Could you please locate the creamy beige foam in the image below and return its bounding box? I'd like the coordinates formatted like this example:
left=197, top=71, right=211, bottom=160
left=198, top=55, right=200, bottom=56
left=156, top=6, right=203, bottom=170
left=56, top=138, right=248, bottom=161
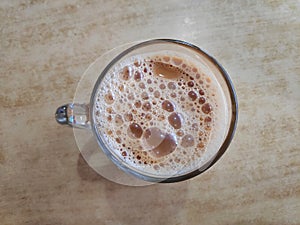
left=93, top=52, right=228, bottom=178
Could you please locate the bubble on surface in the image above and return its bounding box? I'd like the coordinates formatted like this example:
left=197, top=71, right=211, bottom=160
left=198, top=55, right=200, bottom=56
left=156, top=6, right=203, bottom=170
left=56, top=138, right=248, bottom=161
left=115, top=114, right=123, bottom=125
left=141, top=92, right=149, bottom=100
left=168, top=112, right=182, bottom=129
left=181, top=134, right=195, bottom=147
left=167, top=82, right=176, bottom=90
left=199, top=89, right=205, bottom=95
left=172, top=57, right=183, bottom=65
left=199, top=97, right=206, bottom=104
left=204, top=116, right=212, bottom=123
left=121, top=66, right=133, bottom=80
left=142, top=127, right=165, bottom=150
left=127, top=123, right=143, bottom=139
left=139, top=82, right=146, bottom=89
left=134, top=100, right=142, bottom=108
left=124, top=112, right=133, bottom=121
left=104, top=91, right=114, bottom=104
left=116, top=137, right=122, bottom=143
left=142, top=101, right=151, bottom=111
left=154, top=90, right=161, bottom=98
left=128, top=93, right=134, bottom=100
left=134, top=71, right=143, bottom=81
left=162, top=56, right=170, bottom=62
left=188, top=91, right=197, bottom=101
left=162, top=100, right=175, bottom=112
left=201, top=103, right=212, bottom=114
left=187, top=81, right=194, bottom=87
left=159, top=83, right=166, bottom=89
left=176, top=130, right=184, bottom=137
left=149, top=133, right=177, bottom=158
left=153, top=61, right=183, bottom=79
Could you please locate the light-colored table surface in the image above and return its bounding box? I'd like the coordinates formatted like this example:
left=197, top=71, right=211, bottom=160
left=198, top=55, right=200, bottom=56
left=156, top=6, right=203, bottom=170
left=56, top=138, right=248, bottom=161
left=1, top=1, right=299, bottom=224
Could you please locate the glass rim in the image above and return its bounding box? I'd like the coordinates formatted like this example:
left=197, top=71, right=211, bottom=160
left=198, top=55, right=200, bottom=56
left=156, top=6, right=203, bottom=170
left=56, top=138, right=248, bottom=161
left=90, top=39, right=238, bottom=183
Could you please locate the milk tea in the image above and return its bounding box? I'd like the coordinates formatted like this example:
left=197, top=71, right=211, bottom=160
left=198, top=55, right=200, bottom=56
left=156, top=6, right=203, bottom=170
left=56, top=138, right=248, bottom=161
left=93, top=52, right=227, bottom=178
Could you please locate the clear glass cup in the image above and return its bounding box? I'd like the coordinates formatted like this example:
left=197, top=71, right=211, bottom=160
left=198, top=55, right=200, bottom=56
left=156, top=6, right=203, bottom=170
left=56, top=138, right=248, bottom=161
left=55, top=39, right=238, bottom=184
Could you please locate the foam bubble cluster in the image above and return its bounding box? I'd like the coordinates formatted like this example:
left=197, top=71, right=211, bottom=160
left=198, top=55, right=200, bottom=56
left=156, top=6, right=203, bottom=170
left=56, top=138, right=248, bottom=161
left=94, top=53, right=222, bottom=177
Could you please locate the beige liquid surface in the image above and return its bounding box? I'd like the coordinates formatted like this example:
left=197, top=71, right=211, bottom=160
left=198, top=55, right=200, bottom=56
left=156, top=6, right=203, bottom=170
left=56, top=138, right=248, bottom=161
left=93, top=52, right=228, bottom=178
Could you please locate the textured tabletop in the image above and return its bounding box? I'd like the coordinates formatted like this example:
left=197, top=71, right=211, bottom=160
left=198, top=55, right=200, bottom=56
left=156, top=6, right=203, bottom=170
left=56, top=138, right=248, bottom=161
left=1, top=0, right=299, bottom=224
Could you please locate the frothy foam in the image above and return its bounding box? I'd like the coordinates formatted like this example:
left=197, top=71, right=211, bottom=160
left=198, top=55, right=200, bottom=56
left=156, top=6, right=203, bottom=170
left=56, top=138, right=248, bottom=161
left=93, top=52, right=228, bottom=178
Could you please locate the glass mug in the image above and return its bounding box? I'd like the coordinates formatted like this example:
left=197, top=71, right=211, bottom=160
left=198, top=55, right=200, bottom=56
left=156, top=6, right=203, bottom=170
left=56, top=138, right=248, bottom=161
left=55, top=39, right=238, bottom=183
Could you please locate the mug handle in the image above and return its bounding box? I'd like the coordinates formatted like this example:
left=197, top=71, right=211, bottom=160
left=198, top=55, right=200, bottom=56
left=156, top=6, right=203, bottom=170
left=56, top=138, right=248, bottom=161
left=55, top=103, right=91, bottom=129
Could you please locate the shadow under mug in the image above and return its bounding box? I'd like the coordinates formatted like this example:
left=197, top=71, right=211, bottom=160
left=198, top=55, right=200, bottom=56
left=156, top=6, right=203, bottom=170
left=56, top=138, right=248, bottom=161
left=55, top=39, right=238, bottom=183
